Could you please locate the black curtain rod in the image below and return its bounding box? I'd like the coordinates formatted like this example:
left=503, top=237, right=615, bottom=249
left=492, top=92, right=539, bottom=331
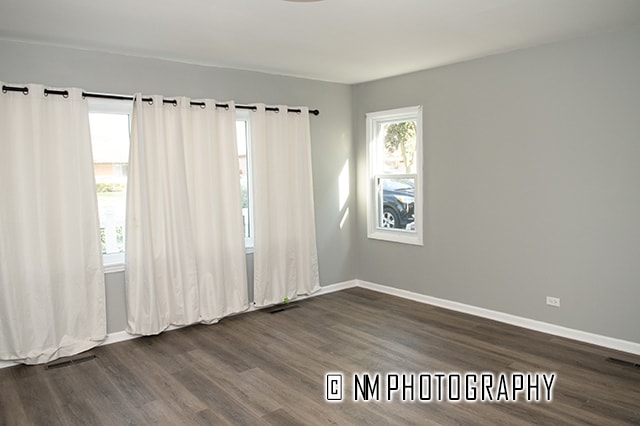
left=1, top=85, right=320, bottom=116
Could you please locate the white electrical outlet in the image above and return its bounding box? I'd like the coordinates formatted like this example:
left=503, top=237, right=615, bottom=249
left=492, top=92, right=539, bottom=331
left=546, top=296, right=560, bottom=307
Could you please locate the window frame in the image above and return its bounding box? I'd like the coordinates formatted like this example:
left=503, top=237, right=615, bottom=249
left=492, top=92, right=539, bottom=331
left=89, top=101, right=255, bottom=273
left=366, top=105, right=423, bottom=246
left=88, top=99, right=133, bottom=272
left=236, top=110, right=254, bottom=251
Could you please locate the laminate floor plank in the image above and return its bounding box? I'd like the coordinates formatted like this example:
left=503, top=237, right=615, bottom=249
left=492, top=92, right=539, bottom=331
left=0, top=369, right=29, bottom=425
left=1, top=288, right=639, bottom=425
left=102, top=348, right=209, bottom=419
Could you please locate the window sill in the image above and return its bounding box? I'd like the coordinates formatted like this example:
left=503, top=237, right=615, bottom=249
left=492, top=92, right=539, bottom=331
left=367, top=228, right=423, bottom=246
left=104, top=262, right=125, bottom=274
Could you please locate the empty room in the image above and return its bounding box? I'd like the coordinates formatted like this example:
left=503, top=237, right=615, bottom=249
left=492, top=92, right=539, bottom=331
left=1, top=0, right=639, bottom=424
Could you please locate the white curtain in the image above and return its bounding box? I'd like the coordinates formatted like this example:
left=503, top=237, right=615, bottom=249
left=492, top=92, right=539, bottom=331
left=0, top=83, right=106, bottom=364
left=251, top=105, right=320, bottom=306
left=126, top=96, right=248, bottom=335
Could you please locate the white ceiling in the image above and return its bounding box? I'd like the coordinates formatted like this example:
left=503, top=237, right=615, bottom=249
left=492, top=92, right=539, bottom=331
left=1, top=0, right=640, bottom=84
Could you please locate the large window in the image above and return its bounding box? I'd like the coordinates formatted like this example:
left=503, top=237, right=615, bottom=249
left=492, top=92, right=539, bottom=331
left=89, top=100, right=132, bottom=269
left=89, top=101, right=254, bottom=270
left=366, top=106, right=423, bottom=245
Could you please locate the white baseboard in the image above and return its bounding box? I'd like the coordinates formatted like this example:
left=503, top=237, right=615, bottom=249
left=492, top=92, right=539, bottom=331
left=356, top=279, right=640, bottom=356
left=314, top=279, right=359, bottom=296
left=98, top=280, right=359, bottom=348
left=102, top=330, right=137, bottom=346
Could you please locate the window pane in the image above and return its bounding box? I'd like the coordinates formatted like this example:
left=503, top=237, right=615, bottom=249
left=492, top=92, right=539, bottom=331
left=379, top=120, right=417, bottom=174
left=89, top=113, right=130, bottom=255
left=377, top=176, right=415, bottom=231
left=237, top=119, right=251, bottom=242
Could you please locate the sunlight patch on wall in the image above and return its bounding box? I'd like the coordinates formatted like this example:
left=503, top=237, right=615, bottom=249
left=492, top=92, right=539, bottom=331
left=339, top=159, right=349, bottom=211
left=340, top=208, right=350, bottom=230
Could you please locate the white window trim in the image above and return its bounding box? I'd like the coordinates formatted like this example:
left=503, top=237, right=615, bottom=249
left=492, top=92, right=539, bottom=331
left=89, top=98, right=133, bottom=272
left=366, top=105, right=423, bottom=246
left=237, top=110, right=255, bottom=250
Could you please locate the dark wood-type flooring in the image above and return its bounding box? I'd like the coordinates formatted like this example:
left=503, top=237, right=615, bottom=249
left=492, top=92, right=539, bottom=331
left=1, top=287, right=639, bottom=425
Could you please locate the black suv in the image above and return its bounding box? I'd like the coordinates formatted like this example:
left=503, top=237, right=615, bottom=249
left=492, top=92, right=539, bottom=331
left=381, top=179, right=414, bottom=229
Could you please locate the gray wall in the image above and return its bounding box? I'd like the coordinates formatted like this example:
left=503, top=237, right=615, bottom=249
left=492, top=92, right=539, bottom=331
left=0, top=40, right=356, bottom=333
left=354, top=25, right=640, bottom=344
